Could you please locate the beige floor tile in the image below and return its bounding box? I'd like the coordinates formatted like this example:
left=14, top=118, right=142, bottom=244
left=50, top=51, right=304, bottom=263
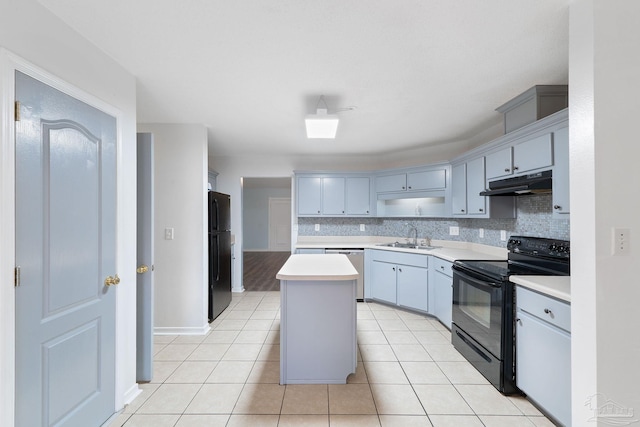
left=233, top=384, right=286, bottom=414
left=413, top=331, right=450, bottom=346
left=153, top=343, right=167, bottom=355
left=364, top=362, right=408, bottom=384
left=370, top=384, right=424, bottom=415
left=220, top=343, right=261, bottom=361
left=373, top=310, right=401, bottom=320
left=203, top=330, right=240, bottom=344
left=137, top=383, right=201, bottom=414
left=187, top=343, right=231, bottom=361
left=413, top=384, right=474, bottom=415
left=165, top=361, right=217, bottom=383
left=359, top=344, right=397, bottom=362
left=244, top=319, right=273, bottom=330
left=154, top=344, right=198, bottom=361
left=424, top=344, right=466, bottom=362
left=225, top=310, right=254, bottom=320
left=265, top=330, right=279, bottom=344
left=106, top=412, right=131, bottom=427
left=357, top=319, right=382, bottom=331
left=478, top=415, right=536, bottom=427
left=436, top=362, right=490, bottom=384
left=270, top=319, right=280, bottom=330
left=232, top=302, right=260, bottom=311
left=357, top=330, right=388, bottom=344
left=153, top=335, right=177, bottom=344
left=329, top=415, right=381, bottom=426
left=123, top=383, right=160, bottom=413
left=150, top=361, right=180, bottom=383
left=379, top=415, right=433, bottom=426
left=455, top=385, right=521, bottom=415
left=383, top=331, right=419, bottom=344
left=328, top=384, right=377, bottom=414
left=400, top=361, right=449, bottom=384
left=120, top=414, right=180, bottom=427
left=173, top=334, right=207, bottom=344
left=428, top=415, right=484, bottom=427
left=527, top=416, right=557, bottom=427
left=247, top=361, right=280, bottom=383
left=226, top=414, right=279, bottom=427
left=175, top=414, right=230, bottom=427
left=281, top=384, right=329, bottom=414
left=278, top=414, right=330, bottom=426
left=257, top=301, right=280, bottom=311
left=250, top=310, right=278, bottom=320
left=377, top=319, right=409, bottom=331
left=402, top=319, right=438, bottom=331
left=346, top=363, right=369, bottom=384
left=257, top=344, right=280, bottom=361
left=216, top=319, right=249, bottom=330
left=184, top=383, right=243, bottom=414
left=369, top=303, right=394, bottom=311
left=356, top=310, right=375, bottom=320
left=508, top=395, right=544, bottom=416
left=206, top=361, right=254, bottom=383
left=390, top=344, right=432, bottom=362
left=234, top=329, right=269, bottom=344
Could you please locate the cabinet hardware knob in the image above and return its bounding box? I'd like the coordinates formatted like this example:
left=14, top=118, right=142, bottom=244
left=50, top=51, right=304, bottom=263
left=398, top=268, right=402, bottom=272
left=402, top=186, right=406, bottom=190
left=408, top=186, right=412, bottom=189
left=440, top=266, right=445, bottom=270
left=342, top=210, right=344, bottom=213
left=504, top=168, right=510, bottom=172
left=317, top=210, right=320, bottom=213
left=516, top=318, right=522, bottom=325
left=544, top=308, right=553, bottom=315
left=479, top=208, right=483, bottom=212
left=513, top=166, right=519, bottom=171
left=461, top=209, right=465, bottom=212
left=553, top=205, right=561, bottom=210
left=366, top=210, right=369, bottom=213
left=392, top=267, right=396, bottom=271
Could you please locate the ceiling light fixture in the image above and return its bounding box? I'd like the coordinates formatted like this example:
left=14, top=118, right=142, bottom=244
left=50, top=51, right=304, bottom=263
left=305, top=95, right=340, bottom=139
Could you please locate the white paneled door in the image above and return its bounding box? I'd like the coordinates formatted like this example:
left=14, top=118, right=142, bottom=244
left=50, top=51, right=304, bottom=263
left=14, top=71, right=117, bottom=426
left=269, top=197, right=291, bottom=251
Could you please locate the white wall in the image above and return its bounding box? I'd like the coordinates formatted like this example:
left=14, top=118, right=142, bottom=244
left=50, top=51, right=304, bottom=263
left=138, top=123, right=209, bottom=334
left=570, top=1, right=640, bottom=424
left=0, top=1, right=138, bottom=425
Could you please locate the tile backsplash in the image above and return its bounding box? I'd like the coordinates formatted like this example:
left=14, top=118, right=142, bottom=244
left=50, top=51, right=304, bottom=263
left=298, top=193, right=569, bottom=247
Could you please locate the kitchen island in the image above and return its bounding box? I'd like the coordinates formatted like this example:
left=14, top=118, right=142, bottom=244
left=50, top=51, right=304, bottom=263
left=276, top=254, right=359, bottom=384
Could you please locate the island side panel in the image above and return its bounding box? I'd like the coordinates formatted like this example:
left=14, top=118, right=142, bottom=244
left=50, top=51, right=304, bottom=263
left=280, top=279, right=357, bottom=384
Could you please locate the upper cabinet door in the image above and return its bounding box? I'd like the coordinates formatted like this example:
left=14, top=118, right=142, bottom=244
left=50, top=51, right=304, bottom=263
left=552, top=127, right=570, bottom=216
left=513, top=133, right=553, bottom=174
left=407, top=169, right=446, bottom=191
left=297, top=177, right=322, bottom=215
left=466, top=157, right=486, bottom=215
left=485, top=147, right=513, bottom=180
left=376, top=173, right=407, bottom=193
left=345, top=177, right=371, bottom=215
left=321, top=177, right=346, bottom=215
left=451, top=163, right=467, bottom=215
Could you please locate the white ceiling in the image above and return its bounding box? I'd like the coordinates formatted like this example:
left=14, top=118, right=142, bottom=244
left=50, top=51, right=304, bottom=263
left=38, top=0, right=569, bottom=159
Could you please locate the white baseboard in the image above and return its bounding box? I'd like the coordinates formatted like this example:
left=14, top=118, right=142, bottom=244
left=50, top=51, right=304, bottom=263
left=122, top=383, right=142, bottom=406
left=154, top=325, right=211, bottom=335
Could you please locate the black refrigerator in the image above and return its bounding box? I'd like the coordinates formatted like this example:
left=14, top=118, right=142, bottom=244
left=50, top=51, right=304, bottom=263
left=208, top=191, right=232, bottom=322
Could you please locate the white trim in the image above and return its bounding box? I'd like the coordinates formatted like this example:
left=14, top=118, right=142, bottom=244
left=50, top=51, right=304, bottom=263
left=154, top=325, right=212, bottom=336
left=0, top=48, right=137, bottom=427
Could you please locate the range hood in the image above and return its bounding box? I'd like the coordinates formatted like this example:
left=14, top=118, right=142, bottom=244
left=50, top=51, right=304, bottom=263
left=480, top=170, right=552, bottom=196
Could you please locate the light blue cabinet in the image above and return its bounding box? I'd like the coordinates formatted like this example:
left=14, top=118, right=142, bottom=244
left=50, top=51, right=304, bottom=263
left=451, top=163, right=467, bottom=215
left=430, top=257, right=453, bottom=329
left=296, top=174, right=373, bottom=217
left=376, top=173, right=407, bottom=193
left=516, top=286, right=571, bottom=426
left=396, top=264, right=428, bottom=312
left=370, top=260, right=398, bottom=304
left=485, top=147, right=513, bottom=180
left=451, top=157, right=509, bottom=218
left=486, top=133, right=553, bottom=180
left=552, top=127, right=570, bottom=216
left=465, top=157, right=486, bottom=215
left=407, top=169, right=446, bottom=191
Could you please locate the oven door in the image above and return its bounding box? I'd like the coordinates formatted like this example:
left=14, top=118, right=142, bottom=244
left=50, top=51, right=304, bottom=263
left=452, top=266, right=505, bottom=358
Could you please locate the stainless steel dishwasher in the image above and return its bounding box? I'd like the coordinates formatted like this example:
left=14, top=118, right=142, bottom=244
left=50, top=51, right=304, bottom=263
left=325, top=249, right=364, bottom=300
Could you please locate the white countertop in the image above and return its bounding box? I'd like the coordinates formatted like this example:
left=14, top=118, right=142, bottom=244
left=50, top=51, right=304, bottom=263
left=295, top=236, right=507, bottom=263
left=510, top=275, right=571, bottom=303
left=276, top=254, right=359, bottom=281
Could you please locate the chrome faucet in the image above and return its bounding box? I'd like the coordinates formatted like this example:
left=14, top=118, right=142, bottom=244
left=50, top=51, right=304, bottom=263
left=406, top=223, right=418, bottom=246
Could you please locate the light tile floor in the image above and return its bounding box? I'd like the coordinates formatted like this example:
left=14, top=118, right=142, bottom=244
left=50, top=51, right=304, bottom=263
left=110, top=292, right=556, bottom=427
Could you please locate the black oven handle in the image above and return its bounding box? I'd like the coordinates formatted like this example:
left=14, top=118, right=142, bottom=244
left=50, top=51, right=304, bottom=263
left=452, top=266, right=501, bottom=288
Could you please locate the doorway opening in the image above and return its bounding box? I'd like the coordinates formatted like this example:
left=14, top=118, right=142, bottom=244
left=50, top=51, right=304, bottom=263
left=242, top=177, right=292, bottom=292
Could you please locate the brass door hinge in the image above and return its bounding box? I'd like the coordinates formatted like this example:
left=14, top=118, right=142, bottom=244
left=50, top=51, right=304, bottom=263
left=15, top=266, right=21, bottom=287
left=15, top=101, right=20, bottom=121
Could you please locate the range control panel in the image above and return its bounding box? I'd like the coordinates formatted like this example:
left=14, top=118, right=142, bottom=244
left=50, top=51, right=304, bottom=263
left=507, top=236, right=570, bottom=258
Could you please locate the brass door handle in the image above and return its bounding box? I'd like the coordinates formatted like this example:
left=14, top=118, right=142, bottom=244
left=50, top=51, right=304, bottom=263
left=104, top=274, right=120, bottom=286
left=136, top=265, right=149, bottom=274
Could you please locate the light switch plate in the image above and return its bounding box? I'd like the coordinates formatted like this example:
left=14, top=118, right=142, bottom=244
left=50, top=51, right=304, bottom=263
left=612, top=227, right=630, bottom=255
left=360, top=224, right=365, bottom=232
left=449, top=226, right=459, bottom=236
left=314, top=224, right=320, bottom=231
left=500, top=230, right=507, bottom=241
left=165, top=227, right=174, bottom=240
left=479, top=228, right=484, bottom=238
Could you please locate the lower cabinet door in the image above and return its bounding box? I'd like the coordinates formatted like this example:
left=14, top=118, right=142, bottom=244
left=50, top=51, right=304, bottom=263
left=516, top=310, right=571, bottom=426
left=396, top=265, right=428, bottom=312
left=433, top=271, right=453, bottom=329
left=370, top=261, right=397, bottom=304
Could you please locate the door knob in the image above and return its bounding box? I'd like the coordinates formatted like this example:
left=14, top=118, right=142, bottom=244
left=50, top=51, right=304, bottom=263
left=104, top=274, right=120, bottom=286
left=136, top=264, right=149, bottom=274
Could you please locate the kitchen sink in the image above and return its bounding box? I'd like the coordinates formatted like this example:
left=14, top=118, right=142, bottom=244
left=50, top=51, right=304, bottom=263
left=377, top=242, right=441, bottom=250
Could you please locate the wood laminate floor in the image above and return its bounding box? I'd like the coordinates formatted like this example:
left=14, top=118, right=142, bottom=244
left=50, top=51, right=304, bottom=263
left=243, top=251, right=290, bottom=292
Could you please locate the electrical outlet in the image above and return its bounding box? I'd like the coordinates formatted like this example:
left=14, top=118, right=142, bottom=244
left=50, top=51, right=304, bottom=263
left=449, top=226, right=459, bottom=236
left=360, top=224, right=365, bottom=232
left=479, top=228, right=484, bottom=238
left=500, top=230, right=507, bottom=241
left=164, top=227, right=174, bottom=240
left=314, top=224, right=320, bottom=231
left=612, top=227, right=631, bottom=255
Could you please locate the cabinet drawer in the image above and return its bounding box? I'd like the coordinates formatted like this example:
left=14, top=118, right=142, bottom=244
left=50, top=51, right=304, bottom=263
left=369, top=249, right=428, bottom=268
left=431, top=257, right=453, bottom=277
left=516, top=286, right=570, bottom=332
